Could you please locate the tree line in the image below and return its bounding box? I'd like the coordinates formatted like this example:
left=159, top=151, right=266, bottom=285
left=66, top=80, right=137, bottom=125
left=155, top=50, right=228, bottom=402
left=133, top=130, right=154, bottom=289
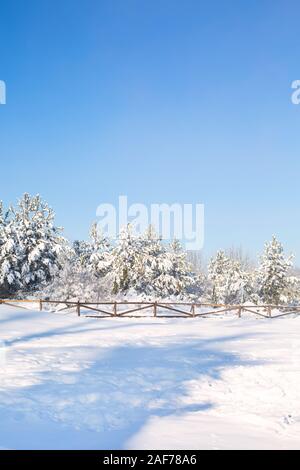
left=0, top=194, right=299, bottom=305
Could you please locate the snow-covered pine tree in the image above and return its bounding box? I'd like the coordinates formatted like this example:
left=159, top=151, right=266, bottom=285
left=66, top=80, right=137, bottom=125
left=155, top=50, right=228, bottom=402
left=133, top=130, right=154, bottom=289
left=208, top=251, right=226, bottom=304
left=111, top=224, right=142, bottom=294
left=254, top=236, right=294, bottom=305
left=0, top=203, right=22, bottom=296
left=151, top=239, right=197, bottom=298
left=133, top=225, right=166, bottom=296
left=88, top=223, right=112, bottom=277
left=280, top=275, right=300, bottom=305
left=73, top=239, right=94, bottom=267
left=111, top=226, right=198, bottom=299
left=207, top=250, right=247, bottom=304
left=73, top=223, right=111, bottom=276
left=11, top=194, right=67, bottom=293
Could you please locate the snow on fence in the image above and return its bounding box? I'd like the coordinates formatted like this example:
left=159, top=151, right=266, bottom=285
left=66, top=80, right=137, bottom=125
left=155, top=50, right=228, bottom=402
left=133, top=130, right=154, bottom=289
left=1, top=299, right=300, bottom=319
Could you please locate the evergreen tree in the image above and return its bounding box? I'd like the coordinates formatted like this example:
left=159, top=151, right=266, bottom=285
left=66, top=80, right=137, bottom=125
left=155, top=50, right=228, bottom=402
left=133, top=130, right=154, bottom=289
left=111, top=226, right=197, bottom=299
left=73, top=223, right=112, bottom=277
left=0, top=204, right=22, bottom=296
left=134, top=225, right=167, bottom=296
left=151, top=239, right=196, bottom=298
left=14, top=194, right=66, bottom=291
left=88, top=223, right=112, bottom=277
left=0, top=194, right=67, bottom=295
left=255, top=236, right=294, bottom=305
left=208, top=250, right=247, bottom=304
left=111, top=224, right=142, bottom=294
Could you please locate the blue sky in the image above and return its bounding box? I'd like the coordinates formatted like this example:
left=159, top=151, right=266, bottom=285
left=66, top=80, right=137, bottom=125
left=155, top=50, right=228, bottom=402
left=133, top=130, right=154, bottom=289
left=0, top=0, right=299, bottom=263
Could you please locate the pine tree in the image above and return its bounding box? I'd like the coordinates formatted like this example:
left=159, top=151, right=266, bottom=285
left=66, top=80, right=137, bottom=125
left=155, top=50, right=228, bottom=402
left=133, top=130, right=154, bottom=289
left=73, top=223, right=112, bottom=278
left=111, top=224, right=142, bottom=294
left=17, top=194, right=66, bottom=290
left=255, top=236, right=294, bottom=305
left=110, top=226, right=198, bottom=299
left=88, top=223, right=112, bottom=277
left=0, top=204, right=22, bottom=296
left=0, top=196, right=70, bottom=297
left=134, top=225, right=167, bottom=296
left=208, top=250, right=247, bottom=304
left=151, top=239, right=196, bottom=298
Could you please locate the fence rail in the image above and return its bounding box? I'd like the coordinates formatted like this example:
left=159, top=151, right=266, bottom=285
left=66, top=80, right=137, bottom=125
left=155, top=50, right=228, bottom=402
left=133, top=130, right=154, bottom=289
left=1, top=298, right=300, bottom=319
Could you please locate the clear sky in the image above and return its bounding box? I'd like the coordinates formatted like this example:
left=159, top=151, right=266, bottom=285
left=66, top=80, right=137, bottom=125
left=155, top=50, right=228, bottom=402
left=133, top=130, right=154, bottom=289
left=0, top=0, right=299, bottom=263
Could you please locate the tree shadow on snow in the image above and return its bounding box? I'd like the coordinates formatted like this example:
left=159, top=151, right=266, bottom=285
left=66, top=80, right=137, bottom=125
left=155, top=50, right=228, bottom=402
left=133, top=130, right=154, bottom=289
left=5, top=319, right=158, bottom=346
left=0, top=328, right=264, bottom=449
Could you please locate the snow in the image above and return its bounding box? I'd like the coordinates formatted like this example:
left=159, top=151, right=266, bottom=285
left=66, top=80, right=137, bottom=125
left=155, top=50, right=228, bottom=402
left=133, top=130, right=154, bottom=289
left=1, top=305, right=300, bottom=449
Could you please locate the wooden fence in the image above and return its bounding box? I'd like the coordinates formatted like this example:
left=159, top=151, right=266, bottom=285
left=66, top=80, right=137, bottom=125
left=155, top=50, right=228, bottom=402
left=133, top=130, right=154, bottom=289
left=1, top=298, right=300, bottom=319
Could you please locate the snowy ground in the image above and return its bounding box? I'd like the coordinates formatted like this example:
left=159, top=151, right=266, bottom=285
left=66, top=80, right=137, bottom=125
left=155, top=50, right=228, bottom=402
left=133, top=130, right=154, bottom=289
left=0, top=305, right=300, bottom=450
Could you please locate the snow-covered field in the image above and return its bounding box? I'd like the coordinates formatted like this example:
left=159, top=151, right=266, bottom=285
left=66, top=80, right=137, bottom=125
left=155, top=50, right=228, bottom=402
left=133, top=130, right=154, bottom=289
left=0, top=305, right=300, bottom=450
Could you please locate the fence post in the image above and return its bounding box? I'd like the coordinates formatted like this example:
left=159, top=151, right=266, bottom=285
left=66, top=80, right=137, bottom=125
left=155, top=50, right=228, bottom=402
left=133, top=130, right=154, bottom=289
left=153, top=302, right=157, bottom=317
left=114, top=301, right=117, bottom=317
left=268, top=306, right=272, bottom=318
left=77, top=300, right=81, bottom=317
left=39, top=299, right=43, bottom=311
left=238, top=306, right=242, bottom=318
left=192, top=304, right=195, bottom=317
